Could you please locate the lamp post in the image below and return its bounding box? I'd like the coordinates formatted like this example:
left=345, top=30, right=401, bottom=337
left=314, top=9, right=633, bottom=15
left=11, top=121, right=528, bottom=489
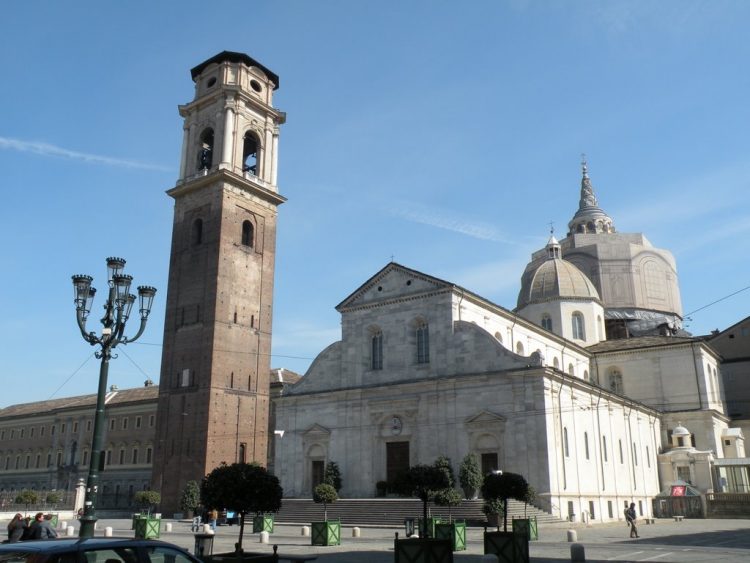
left=72, top=257, right=156, bottom=538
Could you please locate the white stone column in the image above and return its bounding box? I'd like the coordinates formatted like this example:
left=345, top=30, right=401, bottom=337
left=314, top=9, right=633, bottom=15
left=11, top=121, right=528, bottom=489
left=271, top=130, right=279, bottom=186
left=178, top=124, right=190, bottom=181
left=74, top=478, right=86, bottom=514
left=221, top=99, right=235, bottom=168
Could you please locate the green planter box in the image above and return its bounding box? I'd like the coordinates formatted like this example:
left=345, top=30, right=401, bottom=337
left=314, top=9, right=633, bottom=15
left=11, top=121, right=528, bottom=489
left=252, top=514, right=274, bottom=533
left=417, top=517, right=443, bottom=539
left=394, top=536, right=453, bottom=563
left=484, top=530, right=529, bottom=563
left=311, top=520, right=340, bottom=546
left=48, top=514, right=59, bottom=529
left=133, top=516, right=161, bottom=539
left=512, top=517, right=538, bottom=541
left=434, top=521, right=466, bottom=551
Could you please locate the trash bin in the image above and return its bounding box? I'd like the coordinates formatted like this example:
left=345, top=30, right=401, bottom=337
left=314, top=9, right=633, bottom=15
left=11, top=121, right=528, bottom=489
left=404, top=517, right=415, bottom=537
left=194, top=533, right=215, bottom=558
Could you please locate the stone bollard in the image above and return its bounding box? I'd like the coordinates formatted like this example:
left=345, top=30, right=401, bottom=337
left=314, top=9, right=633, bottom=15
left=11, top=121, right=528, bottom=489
left=352, top=527, right=361, bottom=537
left=567, top=529, right=577, bottom=542
left=203, top=524, right=212, bottom=534
left=104, top=527, right=113, bottom=537
left=66, top=526, right=75, bottom=537
left=481, top=555, right=498, bottom=562
left=301, top=526, right=310, bottom=537
left=165, top=523, right=173, bottom=532
left=571, top=543, right=586, bottom=562
left=260, top=531, right=269, bottom=544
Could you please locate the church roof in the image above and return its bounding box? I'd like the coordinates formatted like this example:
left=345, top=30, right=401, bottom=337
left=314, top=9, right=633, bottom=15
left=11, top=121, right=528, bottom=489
left=585, top=335, right=701, bottom=353
left=190, top=51, right=280, bottom=89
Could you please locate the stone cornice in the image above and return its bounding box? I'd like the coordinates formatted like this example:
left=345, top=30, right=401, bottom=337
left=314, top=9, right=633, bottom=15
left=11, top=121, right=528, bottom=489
left=168, top=168, right=286, bottom=207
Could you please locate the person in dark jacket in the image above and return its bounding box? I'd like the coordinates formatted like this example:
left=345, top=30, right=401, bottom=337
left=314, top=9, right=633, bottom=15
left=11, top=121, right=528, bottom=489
left=28, top=513, right=57, bottom=540
left=625, top=503, right=639, bottom=538
left=6, top=513, right=27, bottom=543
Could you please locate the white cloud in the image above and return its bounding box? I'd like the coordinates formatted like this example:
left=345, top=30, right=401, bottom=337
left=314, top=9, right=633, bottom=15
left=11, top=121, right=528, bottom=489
left=0, top=136, right=171, bottom=172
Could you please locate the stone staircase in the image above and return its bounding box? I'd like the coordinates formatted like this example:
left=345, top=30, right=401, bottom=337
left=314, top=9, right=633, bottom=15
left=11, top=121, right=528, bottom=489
left=273, top=498, right=557, bottom=527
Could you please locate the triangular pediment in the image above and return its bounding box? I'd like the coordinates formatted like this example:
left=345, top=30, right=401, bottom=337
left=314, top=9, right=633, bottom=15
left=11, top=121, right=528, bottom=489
left=465, top=410, right=507, bottom=425
left=302, top=423, right=331, bottom=438
left=336, top=262, right=454, bottom=311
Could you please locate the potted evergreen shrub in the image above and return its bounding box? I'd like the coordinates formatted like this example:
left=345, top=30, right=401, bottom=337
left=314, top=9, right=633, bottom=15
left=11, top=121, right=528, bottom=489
left=133, top=490, right=162, bottom=539
left=179, top=480, right=201, bottom=520
left=458, top=453, right=483, bottom=499
left=433, top=488, right=466, bottom=551
left=482, top=498, right=504, bottom=529
left=201, top=462, right=283, bottom=554
left=311, top=483, right=340, bottom=546
left=482, top=472, right=531, bottom=563
left=323, top=461, right=342, bottom=492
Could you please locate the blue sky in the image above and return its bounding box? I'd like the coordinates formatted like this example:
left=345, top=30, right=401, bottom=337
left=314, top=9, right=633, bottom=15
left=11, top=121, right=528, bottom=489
left=1, top=1, right=748, bottom=407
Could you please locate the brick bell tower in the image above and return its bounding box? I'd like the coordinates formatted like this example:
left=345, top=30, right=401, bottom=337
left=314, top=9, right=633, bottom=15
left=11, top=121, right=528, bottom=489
left=152, top=52, right=286, bottom=513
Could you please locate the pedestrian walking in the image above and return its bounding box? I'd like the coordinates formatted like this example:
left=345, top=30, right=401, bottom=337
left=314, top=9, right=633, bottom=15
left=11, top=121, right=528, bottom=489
left=625, top=502, right=639, bottom=538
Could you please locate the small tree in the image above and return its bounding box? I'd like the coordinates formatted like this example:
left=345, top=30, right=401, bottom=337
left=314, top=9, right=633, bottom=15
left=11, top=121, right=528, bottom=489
left=433, top=488, right=462, bottom=522
left=434, top=456, right=455, bottom=488
left=45, top=491, right=64, bottom=508
left=179, top=480, right=201, bottom=515
left=134, top=490, right=161, bottom=515
left=523, top=485, right=537, bottom=517
left=15, top=489, right=39, bottom=515
left=404, top=464, right=451, bottom=537
left=458, top=453, right=483, bottom=499
left=481, top=472, right=529, bottom=532
left=323, top=461, right=342, bottom=492
left=201, top=463, right=283, bottom=553
left=313, top=483, right=338, bottom=521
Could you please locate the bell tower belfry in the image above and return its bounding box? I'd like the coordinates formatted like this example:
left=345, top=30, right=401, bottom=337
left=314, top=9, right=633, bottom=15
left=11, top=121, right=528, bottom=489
left=152, top=52, right=286, bottom=513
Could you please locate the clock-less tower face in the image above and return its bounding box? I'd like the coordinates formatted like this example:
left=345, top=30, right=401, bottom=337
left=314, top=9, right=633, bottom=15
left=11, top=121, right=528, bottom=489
left=151, top=52, right=286, bottom=513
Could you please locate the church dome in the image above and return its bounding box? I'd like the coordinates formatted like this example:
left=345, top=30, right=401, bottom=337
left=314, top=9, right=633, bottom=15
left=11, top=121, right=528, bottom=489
left=517, top=236, right=601, bottom=309
left=672, top=423, right=690, bottom=437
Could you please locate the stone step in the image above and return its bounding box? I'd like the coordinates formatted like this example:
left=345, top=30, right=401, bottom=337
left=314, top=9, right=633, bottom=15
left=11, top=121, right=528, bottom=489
left=272, top=498, right=557, bottom=527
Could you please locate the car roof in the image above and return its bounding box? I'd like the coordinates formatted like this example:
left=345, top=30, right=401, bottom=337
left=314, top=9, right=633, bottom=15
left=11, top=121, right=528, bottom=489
left=0, top=538, right=184, bottom=554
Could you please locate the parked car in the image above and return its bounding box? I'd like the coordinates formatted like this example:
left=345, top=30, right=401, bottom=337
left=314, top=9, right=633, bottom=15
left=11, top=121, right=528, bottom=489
left=0, top=537, right=202, bottom=563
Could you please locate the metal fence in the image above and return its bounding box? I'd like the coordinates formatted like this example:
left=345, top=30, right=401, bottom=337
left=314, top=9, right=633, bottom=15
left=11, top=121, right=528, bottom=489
left=0, top=490, right=76, bottom=513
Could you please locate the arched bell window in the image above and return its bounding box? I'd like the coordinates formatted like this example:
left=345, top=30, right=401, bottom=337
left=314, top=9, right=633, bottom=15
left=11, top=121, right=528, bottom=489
left=243, top=131, right=259, bottom=175
left=197, top=128, right=214, bottom=171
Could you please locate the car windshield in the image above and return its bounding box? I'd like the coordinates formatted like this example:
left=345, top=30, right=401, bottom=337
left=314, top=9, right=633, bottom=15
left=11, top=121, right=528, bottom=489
left=0, top=553, right=76, bottom=563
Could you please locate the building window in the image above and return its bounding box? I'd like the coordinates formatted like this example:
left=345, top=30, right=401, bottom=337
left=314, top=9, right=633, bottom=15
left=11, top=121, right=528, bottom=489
left=572, top=312, right=585, bottom=340
left=135, top=417, right=141, bottom=429
left=106, top=450, right=112, bottom=466
left=46, top=453, right=51, bottom=467
left=15, top=456, right=20, bottom=469
left=73, top=422, right=78, bottom=433
left=132, top=448, right=138, bottom=464
left=181, top=369, right=191, bottom=387
left=242, top=131, right=259, bottom=175
left=56, top=452, right=62, bottom=467
left=494, top=331, right=503, bottom=343
left=584, top=432, right=590, bottom=460
left=567, top=363, right=574, bottom=376
left=589, top=500, right=595, bottom=519
left=109, top=419, right=115, bottom=431
left=646, top=446, right=651, bottom=468
left=608, top=501, right=613, bottom=519
left=416, top=321, right=429, bottom=364
left=86, top=420, right=91, bottom=432
left=149, top=415, right=155, bottom=428
left=83, top=450, right=88, bottom=466
left=371, top=329, right=383, bottom=370
left=541, top=314, right=553, bottom=332
left=241, top=220, right=254, bottom=247
left=191, top=218, right=203, bottom=246
left=60, top=424, right=65, bottom=434
left=618, top=440, right=624, bottom=464
left=608, top=369, right=624, bottom=394
left=25, top=455, right=30, bottom=469
left=50, top=426, right=54, bottom=436
left=35, top=454, right=40, bottom=469
left=146, top=447, right=152, bottom=464
left=40, top=427, right=45, bottom=437
left=197, top=128, right=214, bottom=171
left=30, top=427, right=34, bottom=438
left=633, top=442, right=638, bottom=465
left=239, top=443, right=247, bottom=464
left=122, top=418, right=128, bottom=430
left=563, top=427, right=570, bottom=457
left=553, top=357, right=560, bottom=369
left=516, top=341, right=525, bottom=355
left=602, top=436, right=608, bottom=462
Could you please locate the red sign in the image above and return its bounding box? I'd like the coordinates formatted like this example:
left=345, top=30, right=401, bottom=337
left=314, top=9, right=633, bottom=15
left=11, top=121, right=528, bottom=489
left=671, top=485, right=686, bottom=496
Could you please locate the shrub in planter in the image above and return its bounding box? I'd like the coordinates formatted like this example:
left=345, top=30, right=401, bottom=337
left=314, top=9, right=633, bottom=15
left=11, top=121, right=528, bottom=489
left=179, top=480, right=201, bottom=518
left=312, top=484, right=340, bottom=546
left=134, top=490, right=161, bottom=515
left=458, top=453, right=483, bottom=499
left=482, top=498, right=504, bottom=529
left=403, top=464, right=451, bottom=538
left=481, top=471, right=529, bottom=533
left=434, top=456, right=455, bottom=488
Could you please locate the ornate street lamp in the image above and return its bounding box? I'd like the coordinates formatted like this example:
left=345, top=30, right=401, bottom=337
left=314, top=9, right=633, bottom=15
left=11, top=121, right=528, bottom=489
left=72, top=257, right=156, bottom=538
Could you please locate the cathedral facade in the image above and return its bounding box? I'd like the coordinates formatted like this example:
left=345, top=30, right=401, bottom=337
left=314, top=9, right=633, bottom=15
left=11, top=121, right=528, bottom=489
left=273, top=163, right=743, bottom=521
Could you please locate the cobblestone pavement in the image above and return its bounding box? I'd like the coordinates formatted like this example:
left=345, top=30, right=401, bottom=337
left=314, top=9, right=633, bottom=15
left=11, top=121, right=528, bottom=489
left=49, top=517, right=750, bottom=562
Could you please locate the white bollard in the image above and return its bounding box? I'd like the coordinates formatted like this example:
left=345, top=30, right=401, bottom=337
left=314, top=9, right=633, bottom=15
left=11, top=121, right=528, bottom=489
left=567, top=529, right=577, bottom=542
left=259, top=531, right=269, bottom=544
left=571, top=542, right=586, bottom=562
left=104, top=527, right=113, bottom=537
left=165, top=523, right=173, bottom=532
left=301, top=526, right=310, bottom=537
left=481, top=555, right=498, bottom=562
left=59, top=521, right=67, bottom=530
left=352, top=527, right=360, bottom=538
left=66, top=526, right=75, bottom=537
